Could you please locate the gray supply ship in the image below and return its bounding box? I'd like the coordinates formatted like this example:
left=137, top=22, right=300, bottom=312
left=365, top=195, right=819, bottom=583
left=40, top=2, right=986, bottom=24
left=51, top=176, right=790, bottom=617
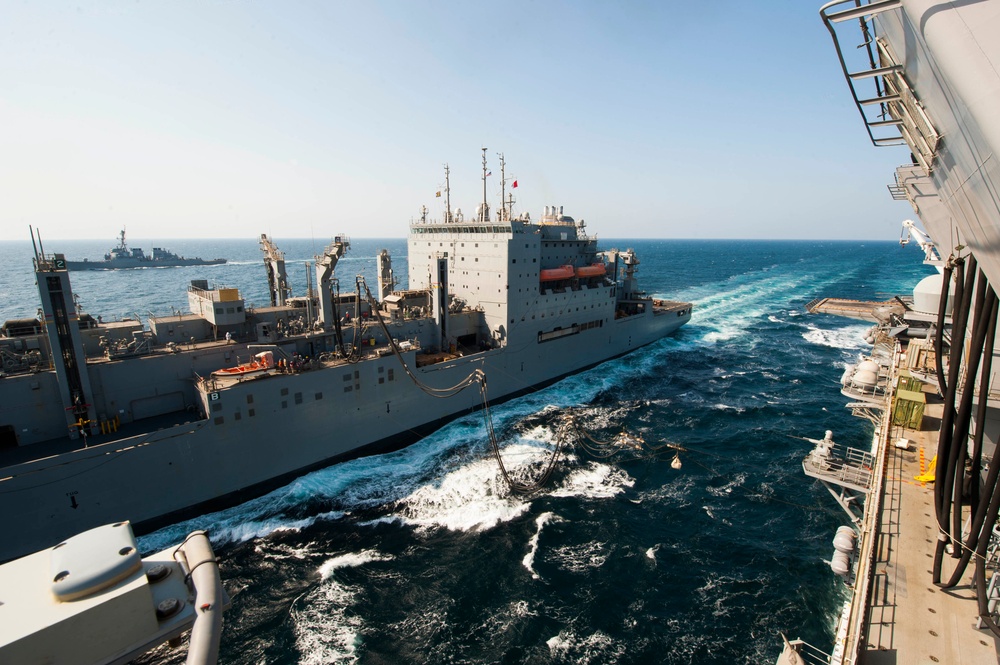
left=0, top=156, right=692, bottom=564
left=780, top=1, right=1000, bottom=663
left=64, top=228, right=227, bottom=270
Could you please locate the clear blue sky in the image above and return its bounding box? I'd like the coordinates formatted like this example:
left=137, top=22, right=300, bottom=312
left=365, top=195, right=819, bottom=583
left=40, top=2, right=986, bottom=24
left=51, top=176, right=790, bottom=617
left=0, top=1, right=915, bottom=241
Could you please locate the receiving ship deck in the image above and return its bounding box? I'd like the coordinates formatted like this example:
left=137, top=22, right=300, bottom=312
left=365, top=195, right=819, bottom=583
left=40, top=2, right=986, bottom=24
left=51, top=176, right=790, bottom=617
left=784, top=332, right=1000, bottom=665
left=790, top=0, right=1000, bottom=661
left=793, top=340, right=1000, bottom=665
left=863, top=397, right=1000, bottom=664
left=0, top=410, right=201, bottom=468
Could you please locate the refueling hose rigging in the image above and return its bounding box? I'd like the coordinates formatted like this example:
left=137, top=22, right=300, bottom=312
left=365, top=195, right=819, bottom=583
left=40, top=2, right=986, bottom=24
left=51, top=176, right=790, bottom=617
left=360, top=279, right=562, bottom=494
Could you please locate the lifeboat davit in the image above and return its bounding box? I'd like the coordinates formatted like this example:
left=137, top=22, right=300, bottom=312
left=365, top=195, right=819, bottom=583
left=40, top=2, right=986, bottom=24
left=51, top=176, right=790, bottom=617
left=540, top=265, right=575, bottom=282
left=575, top=262, right=607, bottom=278
left=212, top=350, right=275, bottom=377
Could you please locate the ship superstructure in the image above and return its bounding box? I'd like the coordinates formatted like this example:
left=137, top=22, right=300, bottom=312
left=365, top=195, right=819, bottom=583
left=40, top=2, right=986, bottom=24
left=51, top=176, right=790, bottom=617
left=0, top=159, right=691, bottom=563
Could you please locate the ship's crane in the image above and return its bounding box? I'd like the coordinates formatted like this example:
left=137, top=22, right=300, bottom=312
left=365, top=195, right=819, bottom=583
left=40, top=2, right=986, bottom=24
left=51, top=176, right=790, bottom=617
left=259, top=234, right=291, bottom=307
left=315, top=235, right=350, bottom=331
left=376, top=249, right=396, bottom=301
left=900, top=219, right=944, bottom=271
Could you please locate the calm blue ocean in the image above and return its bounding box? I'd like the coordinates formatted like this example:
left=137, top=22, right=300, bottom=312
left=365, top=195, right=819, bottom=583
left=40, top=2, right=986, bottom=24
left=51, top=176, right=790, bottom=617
left=0, top=236, right=934, bottom=664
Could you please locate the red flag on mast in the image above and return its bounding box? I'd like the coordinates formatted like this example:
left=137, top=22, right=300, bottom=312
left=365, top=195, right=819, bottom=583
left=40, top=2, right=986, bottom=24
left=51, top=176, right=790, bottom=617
left=512, top=180, right=518, bottom=188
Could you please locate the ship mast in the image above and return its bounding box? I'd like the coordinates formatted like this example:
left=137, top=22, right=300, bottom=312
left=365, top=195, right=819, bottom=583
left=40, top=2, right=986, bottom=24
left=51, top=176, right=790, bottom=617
left=481, top=147, right=489, bottom=223
left=444, top=164, right=452, bottom=224
left=499, top=153, right=506, bottom=222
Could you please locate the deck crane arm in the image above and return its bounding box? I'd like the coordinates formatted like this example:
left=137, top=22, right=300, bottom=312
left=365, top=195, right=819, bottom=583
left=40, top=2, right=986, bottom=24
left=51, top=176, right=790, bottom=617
left=900, top=219, right=944, bottom=269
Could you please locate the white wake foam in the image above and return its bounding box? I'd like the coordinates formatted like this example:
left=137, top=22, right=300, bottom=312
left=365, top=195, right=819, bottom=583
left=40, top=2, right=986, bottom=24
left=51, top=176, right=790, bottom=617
left=550, top=462, right=634, bottom=499
left=291, top=548, right=395, bottom=664
left=318, top=549, right=393, bottom=581
left=546, top=629, right=624, bottom=663
left=389, top=443, right=536, bottom=532
left=801, top=323, right=871, bottom=351
left=549, top=540, right=611, bottom=573
left=292, top=579, right=362, bottom=664
left=523, top=512, right=561, bottom=580
left=706, top=471, right=747, bottom=497
left=666, top=261, right=861, bottom=347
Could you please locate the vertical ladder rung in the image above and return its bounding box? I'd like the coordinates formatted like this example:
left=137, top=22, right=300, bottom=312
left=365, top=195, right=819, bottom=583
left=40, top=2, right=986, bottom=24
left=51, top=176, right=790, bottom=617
left=869, top=119, right=904, bottom=128
left=850, top=65, right=902, bottom=80
left=826, top=0, right=902, bottom=23
left=859, top=94, right=901, bottom=106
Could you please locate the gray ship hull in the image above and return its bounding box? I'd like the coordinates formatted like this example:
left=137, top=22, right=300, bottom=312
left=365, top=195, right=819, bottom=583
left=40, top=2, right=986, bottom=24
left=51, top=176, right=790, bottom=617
left=0, top=308, right=687, bottom=562
left=4, top=194, right=691, bottom=563
left=64, top=257, right=227, bottom=270
left=63, top=229, right=227, bottom=270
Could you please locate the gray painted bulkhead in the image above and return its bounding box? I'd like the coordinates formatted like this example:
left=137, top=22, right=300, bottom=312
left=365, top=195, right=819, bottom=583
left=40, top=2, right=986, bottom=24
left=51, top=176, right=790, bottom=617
left=0, top=208, right=691, bottom=562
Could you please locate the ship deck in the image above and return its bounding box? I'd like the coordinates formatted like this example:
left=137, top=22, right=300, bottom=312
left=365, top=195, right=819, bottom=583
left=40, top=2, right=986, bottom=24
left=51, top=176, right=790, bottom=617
left=651, top=298, right=691, bottom=312
left=862, top=395, right=1000, bottom=664
left=0, top=410, right=203, bottom=469
left=806, top=298, right=906, bottom=323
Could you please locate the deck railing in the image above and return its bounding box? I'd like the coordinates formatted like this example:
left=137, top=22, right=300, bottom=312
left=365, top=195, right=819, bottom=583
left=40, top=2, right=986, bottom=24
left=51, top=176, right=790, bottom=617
left=803, top=443, right=874, bottom=492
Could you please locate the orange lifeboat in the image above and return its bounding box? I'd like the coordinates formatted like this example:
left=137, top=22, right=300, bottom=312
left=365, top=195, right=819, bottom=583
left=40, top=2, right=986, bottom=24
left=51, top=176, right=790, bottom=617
left=575, top=262, right=607, bottom=278
left=212, top=350, right=275, bottom=377
left=539, top=265, right=575, bottom=282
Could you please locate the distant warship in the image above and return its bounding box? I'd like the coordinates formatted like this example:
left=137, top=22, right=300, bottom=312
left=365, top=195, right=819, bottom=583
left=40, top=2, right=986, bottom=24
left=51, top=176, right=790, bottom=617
left=63, top=228, right=226, bottom=270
